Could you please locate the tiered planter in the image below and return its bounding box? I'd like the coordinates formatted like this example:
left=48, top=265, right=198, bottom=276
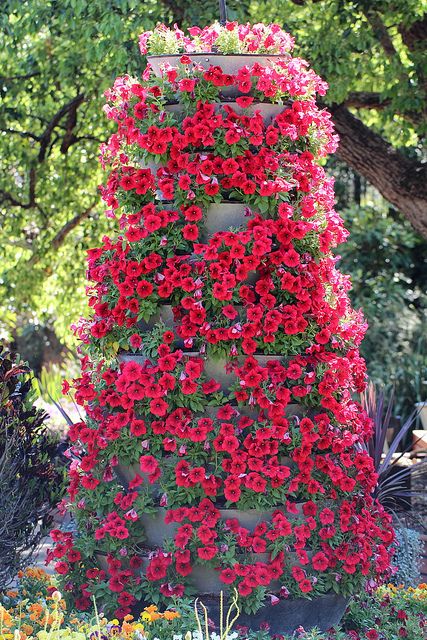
left=51, top=23, right=394, bottom=634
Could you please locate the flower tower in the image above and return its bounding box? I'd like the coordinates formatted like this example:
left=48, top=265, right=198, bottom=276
left=49, top=23, right=394, bottom=634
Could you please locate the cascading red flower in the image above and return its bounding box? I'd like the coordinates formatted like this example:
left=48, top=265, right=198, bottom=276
left=49, top=21, right=394, bottom=618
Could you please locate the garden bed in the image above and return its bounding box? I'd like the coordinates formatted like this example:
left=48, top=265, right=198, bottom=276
left=1, top=568, right=426, bottom=640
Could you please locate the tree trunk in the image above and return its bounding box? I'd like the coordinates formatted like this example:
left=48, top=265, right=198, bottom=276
left=330, top=104, right=427, bottom=238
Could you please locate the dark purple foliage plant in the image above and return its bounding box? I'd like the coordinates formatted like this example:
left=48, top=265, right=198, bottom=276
left=0, top=346, right=66, bottom=586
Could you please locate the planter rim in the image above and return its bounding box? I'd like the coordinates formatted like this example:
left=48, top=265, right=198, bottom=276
left=162, top=200, right=249, bottom=207
left=147, top=53, right=286, bottom=59
left=163, top=99, right=291, bottom=108
left=162, top=199, right=248, bottom=206
left=120, top=351, right=287, bottom=357
left=220, top=503, right=305, bottom=511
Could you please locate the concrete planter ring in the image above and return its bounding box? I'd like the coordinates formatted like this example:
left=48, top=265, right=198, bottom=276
left=147, top=53, right=285, bottom=99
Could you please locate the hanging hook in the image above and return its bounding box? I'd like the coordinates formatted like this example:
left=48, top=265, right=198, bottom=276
left=219, top=0, right=228, bottom=26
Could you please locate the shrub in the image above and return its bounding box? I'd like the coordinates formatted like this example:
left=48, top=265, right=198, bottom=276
left=0, top=347, right=66, bottom=585
left=391, top=527, right=423, bottom=587
left=344, top=583, right=427, bottom=640
left=337, top=205, right=427, bottom=417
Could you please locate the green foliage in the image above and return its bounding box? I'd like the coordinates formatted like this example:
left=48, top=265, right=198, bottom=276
left=0, top=0, right=253, bottom=342
left=336, top=205, right=427, bottom=414
left=0, top=346, right=66, bottom=584
left=253, top=0, right=426, bottom=145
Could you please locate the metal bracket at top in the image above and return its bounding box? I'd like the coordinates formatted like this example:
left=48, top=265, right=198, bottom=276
left=219, top=0, right=228, bottom=26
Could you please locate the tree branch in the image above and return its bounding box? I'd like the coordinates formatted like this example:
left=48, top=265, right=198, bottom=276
left=25, top=200, right=97, bottom=269
left=60, top=95, right=82, bottom=154
left=0, top=72, right=41, bottom=82
left=343, top=91, right=423, bottom=125
left=1, top=96, right=86, bottom=211
left=0, top=128, right=41, bottom=141
left=398, top=14, right=427, bottom=103
left=330, top=104, right=427, bottom=238
left=38, top=94, right=85, bottom=161
left=343, top=92, right=391, bottom=110
left=74, top=134, right=106, bottom=144
left=398, top=14, right=427, bottom=51
left=363, top=10, right=399, bottom=59
left=0, top=167, right=36, bottom=210
left=3, top=238, right=33, bottom=251
left=51, top=200, right=97, bottom=251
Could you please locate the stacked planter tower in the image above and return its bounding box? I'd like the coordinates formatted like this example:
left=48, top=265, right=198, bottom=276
left=50, top=23, right=394, bottom=634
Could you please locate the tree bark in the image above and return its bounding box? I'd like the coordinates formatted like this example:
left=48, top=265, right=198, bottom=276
left=329, top=104, right=427, bottom=238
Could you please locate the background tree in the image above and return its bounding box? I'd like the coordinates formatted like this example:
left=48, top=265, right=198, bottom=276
left=0, top=0, right=425, bottom=407
left=255, top=0, right=427, bottom=236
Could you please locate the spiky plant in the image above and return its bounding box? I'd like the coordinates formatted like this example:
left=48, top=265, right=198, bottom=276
left=361, top=382, right=426, bottom=514
left=0, top=346, right=66, bottom=586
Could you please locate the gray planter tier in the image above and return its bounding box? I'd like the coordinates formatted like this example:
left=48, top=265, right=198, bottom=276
left=128, top=200, right=254, bottom=240
left=190, top=552, right=314, bottom=595
left=139, top=506, right=310, bottom=549
left=205, top=402, right=305, bottom=420
left=139, top=508, right=179, bottom=547
left=136, top=304, right=174, bottom=331
left=240, top=402, right=306, bottom=418
left=135, top=304, right=185, bottom=348
left=204, top=354, right=286, bottom=392
left=161, top=101, right=287, bottom=125
left=98, top=550, right=346, bottom=633
left=147, top=54, right=285, bottom=99
left=199, top=593, right=350, bottom=634
left=139, top=507, right=278, bottom=548
left=118, top=352, right=154, bottom=366
left=115, top=461, right=144, bottom=485
left=219, top=508, right=275, bottom=531
left=119, top=352, right=288, bottom=393
left=220, top=504, right=309, bottom=527
left=202, top=201, right=249, bottom=239
left=97, top=551, right=348, bottom=631
left=115, top=462, right=162, bottom=500
left=190, top=558, right=282, bottom=595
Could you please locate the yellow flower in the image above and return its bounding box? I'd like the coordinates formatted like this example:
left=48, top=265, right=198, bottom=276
left=0, top=606, right=13, bottom=627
